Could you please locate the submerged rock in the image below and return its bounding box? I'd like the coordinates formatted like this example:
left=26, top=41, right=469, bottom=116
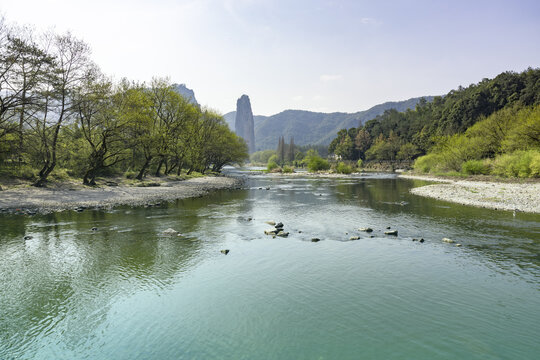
left=455, top=243, right=462, bottom=247
left=358, top=227, right=373, bottom=233
left=91, top=227, right=98, bottom=231
left=384, top=230, right=398, bottom=236
left=23, top=235, right=33, bottom=240
left=265, top=220, right=276, bottom=226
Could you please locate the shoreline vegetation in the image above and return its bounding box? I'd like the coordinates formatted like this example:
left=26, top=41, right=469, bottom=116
left=0, top=18, right=248, bottom=189
left=0, top=175, right=242, bottom=214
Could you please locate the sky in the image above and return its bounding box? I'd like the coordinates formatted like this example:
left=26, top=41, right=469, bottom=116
left=1, top=0, right=539, bottom=115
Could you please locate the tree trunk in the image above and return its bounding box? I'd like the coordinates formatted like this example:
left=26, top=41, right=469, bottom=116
left=34, top=162, right=55, bottom=187
left=155, top=157, right=164, bottom=177
left=136, top=156, right=152, bottom=180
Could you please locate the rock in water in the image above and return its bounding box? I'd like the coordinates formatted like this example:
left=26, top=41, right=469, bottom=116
left=384, top=230, right=398, bottom=236
left=442, top=238, right=455, bottom=243
left=220, top=249, right=230, bottom=255
left=349, top=236, right=360, bottom=240
left=235, top=95, right=256, bottom=153
left=162, top=228, right=179, bottom=236
left=358, top=227, right=373, bottom=233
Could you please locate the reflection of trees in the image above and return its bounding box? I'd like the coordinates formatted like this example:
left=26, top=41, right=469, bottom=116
left=0, top=189, right=248, bottom=357
left=332, top=178, right=540, bottom=268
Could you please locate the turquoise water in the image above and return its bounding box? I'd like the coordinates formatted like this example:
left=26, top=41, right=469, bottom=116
left=1, top=172, right=539, bottom=359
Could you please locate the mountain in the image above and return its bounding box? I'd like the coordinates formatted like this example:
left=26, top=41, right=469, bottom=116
left=173, top=83, right=198, bottom=106
left=223, top=96, right=433, bottom=151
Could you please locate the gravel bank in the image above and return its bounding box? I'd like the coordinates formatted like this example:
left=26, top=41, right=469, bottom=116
left=400, top=174, right=540, bottom=214
left=0, top=176, right=242, bottom=214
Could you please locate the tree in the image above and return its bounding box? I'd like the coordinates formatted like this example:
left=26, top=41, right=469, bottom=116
left=32, top=32, right=93, bottom=186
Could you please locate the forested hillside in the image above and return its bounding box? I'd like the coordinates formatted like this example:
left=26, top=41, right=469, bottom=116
left=328, top=68, right=540, bottom=177
left=0, top=19, right=248, bottom=186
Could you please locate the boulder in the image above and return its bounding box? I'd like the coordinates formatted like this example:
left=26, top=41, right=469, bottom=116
left=220, top=249, right=230, bottom=255
left=264, top=229, right=278, bottom=235
left=275, top=222, right=284, bottom=229
left=311, top=238, right=320, bottom=242
left=384, top=230, right=398, bottom=236
left=91, top=227, right=98, bottom=231
left=23, top=235, right=33, bottom=240
left=276, top=231, right=289, bottom=237
left=442, top=238, right=455, bottom=243
left=349, top=236, right=360, bottom=240
left=358, top=227, right=373, bottom=232
left=455, top=243, right=462, bottom=247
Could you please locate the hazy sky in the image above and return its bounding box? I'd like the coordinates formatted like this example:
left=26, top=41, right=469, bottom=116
left=1, top=0, right=539, bottom=115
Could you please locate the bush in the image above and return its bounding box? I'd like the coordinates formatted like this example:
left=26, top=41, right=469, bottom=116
left=15, top=165, right=37, bottom=180
left=267, top=160, right=279, bottom=172
left=307, top=156, right=330, bottom=172
left=413, top=153, right=443, bottom=173
left=461, top=160, right=490, bottom=175
left=357, top=159, right=363, bottom=169
left=336, top=162, right=353, bottom=174
left=282, top=165, right=294, bottom=173
left=124, top=170, right=137, bottom=179
left=492, top=150, right=540, bottom=178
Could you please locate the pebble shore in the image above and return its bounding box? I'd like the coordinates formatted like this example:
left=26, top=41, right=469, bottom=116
left=0, top=176, right=242, bottom=214
left=400, top=174, right=540, bottom=214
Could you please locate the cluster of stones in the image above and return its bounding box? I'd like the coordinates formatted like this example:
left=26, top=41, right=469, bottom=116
left=264, top=221, right=289, bottom=238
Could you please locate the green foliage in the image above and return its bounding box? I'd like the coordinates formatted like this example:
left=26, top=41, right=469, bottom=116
left=336, top=162, right=353, bottom=174
left=267, top=160, right=279, bottom=171
left=282, top=165, right=294, bottom=173
left=357, top=159, right=363, bottom=168
left=124, top=170, right=137, bottom=179
left=413, top=153, right=443, bottom=173
left=492, top=150, right=540, bottom=178
left=306, top=154, right=330, bottom=172
left=250, top=150, right=276, bottom=164
left=461, top=160, right=490, bottom=175
left=0, top=20, right=247, bottom=184
left=328, top=68, right=540, bottom=164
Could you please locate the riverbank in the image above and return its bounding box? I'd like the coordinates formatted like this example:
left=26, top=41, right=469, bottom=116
left=400, top=174, right=540, bottom=214
left=0, top=176, right=242, bottom=214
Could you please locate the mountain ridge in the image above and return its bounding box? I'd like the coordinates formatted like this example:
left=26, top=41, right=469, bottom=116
left=223, top=96, right=434, bottom=150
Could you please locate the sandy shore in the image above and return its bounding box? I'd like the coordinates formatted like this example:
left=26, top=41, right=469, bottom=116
left=400, top=174, right=540, bottom=214
left=0, top=176, right=242, bottom=214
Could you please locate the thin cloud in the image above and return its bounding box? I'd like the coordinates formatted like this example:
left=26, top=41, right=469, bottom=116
left=320, top=74, right=342, bottom=82
left=360, top=17, right=379, bottom=25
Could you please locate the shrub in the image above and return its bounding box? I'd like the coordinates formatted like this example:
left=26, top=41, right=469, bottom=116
left=282, top=165, right=294, bottom=173
left=124, top=170, right=137, bottom=179
left=307, top=156, right=330, bottom=172
left=413, top=153, right=443, bottom=173
left=492, top=150, right=540, bottom=178
left=357, top=159, right=363, bottom=169
left=267, top=160, right=279, bottom=172
left=15, top=165, right=37, bottom=180
left=336, top=162, right=353, bottom=174
left=461, top=160, right=490, bottom=175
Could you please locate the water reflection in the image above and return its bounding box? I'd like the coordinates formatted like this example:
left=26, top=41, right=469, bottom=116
left=0, top=172, right=539, bottom=359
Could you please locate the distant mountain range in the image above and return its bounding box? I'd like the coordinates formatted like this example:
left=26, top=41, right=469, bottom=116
left=223, top=97, right=434, bottom=151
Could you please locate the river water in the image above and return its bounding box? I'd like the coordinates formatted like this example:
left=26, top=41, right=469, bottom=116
left=1, top=171, right=539, bottom=359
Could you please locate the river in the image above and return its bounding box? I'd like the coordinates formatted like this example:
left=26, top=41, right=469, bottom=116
left=1, top=170, right=539, bottom=359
